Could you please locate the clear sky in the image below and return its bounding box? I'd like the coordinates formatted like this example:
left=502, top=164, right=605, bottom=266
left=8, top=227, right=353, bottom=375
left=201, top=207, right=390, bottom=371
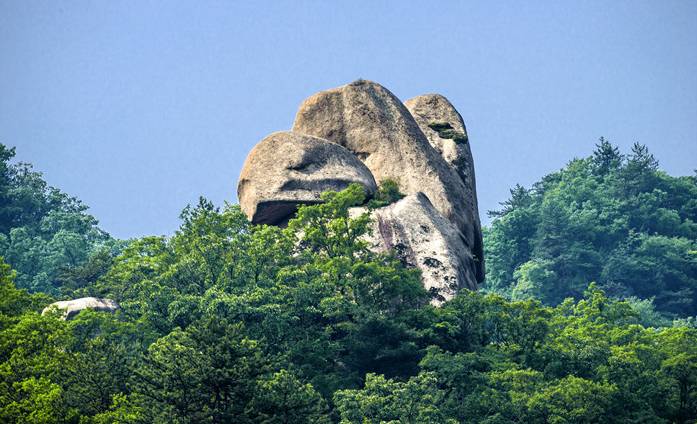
left=1, top=1, right=696, bottom=239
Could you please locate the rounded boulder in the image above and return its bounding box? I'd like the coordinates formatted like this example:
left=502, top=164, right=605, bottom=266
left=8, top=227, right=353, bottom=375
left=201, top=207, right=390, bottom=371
left=237, top=131, right=377, bottom=224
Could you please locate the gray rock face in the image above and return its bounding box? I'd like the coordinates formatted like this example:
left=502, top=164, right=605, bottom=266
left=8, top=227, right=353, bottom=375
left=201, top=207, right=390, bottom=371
left=405, top=94, right=484, bottom=282
left=292, top=80, right=477, bottom=249
left=42, top=297, right=120, bottom=320
left=237, top=80, right=485, bottom=300
left=353, top=193, right=478, bottom=304
left=238, top=131, right=377, bottom=225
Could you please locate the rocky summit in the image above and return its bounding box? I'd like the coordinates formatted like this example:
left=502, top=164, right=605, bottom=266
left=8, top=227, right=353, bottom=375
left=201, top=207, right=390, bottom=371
left=237, top=80, right=484, bottom=302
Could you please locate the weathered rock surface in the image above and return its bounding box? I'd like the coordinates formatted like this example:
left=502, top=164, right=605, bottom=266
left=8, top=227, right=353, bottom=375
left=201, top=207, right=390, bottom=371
left=238, top=131, right=377, bottom=224
left=292, top=80, right=478, bottom=250
left=353, top=193, right=478, bottom=304
left=405, top=94, right=484, bottom=281
left=237, top=80, right=485, bottom=298
left=42, top=297, right=120, bottom=320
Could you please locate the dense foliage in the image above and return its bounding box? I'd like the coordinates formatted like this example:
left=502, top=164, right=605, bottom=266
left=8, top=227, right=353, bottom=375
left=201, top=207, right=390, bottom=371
left=0, top=144, right=122, bottom=295
left=1, top=180, right=696, bottom=422
left=484, top=139, right=697, bottom=319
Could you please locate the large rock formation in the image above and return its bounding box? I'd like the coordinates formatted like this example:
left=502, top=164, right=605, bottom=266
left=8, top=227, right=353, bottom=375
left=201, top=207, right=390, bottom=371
left=42, top=297, right=120, bottom=320
left=292, top=80, right=478, bottom=249
left=238, top=131, right=377, bottom=224
left=237, top=80, right=484, bottom=303
left=405, top=94, right=484, bottom=281
left=352, top=193, right=478, bottom=304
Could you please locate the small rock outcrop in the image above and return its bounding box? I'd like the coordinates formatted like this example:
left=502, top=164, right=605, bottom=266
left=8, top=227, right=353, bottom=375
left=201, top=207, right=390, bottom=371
left=237, top=80, right=484, bottom=303
left=238, top=131, right=377, bottom=224
left=352, top=193, right=478, bottom=304
left=405, top=94, right=484, bottom=281
left=42, top=297, right=120, bottom=320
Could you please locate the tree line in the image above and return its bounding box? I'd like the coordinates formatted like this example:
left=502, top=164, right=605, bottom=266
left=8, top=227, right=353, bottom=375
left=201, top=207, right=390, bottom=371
left=484, top=139, right=697, bottom=321
left=0, top=142, right=695, bottom=423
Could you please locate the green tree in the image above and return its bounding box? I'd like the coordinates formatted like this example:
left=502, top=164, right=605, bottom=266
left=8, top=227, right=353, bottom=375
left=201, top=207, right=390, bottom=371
left=133, top=319, right=267, bottom=423
left=0, top=143, right=116, bottom=294
left=334, top=373, right=452, bottom=424
left=249, top=370, right=330, bottom=424
left=1, top=179, right=696, bottom=422
left=525, top=376, right=617, bottom=424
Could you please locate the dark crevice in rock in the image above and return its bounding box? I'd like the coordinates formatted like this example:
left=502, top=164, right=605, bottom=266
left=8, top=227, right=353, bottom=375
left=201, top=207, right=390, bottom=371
left=253, top=200, right=318, bottom=225
left=280, top=178, right=357, bottom=192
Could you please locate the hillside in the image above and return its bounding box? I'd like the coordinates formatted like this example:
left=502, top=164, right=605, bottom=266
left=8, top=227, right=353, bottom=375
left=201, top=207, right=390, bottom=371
left=0, top=141, right=696, bottom=422
left=484, top=139, right=697, bottom=321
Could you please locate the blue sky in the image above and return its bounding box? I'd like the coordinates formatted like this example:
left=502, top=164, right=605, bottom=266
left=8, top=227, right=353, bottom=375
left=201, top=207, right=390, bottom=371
left=1, top=1, right=695, bottom=238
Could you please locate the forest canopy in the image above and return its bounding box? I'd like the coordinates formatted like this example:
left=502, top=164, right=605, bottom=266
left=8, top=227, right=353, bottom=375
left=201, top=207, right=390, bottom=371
left=484, top=139, right=697, bottom=320
left=0, top=142, right=696, bottom=423
left=0, top=144, right=123, bottom=295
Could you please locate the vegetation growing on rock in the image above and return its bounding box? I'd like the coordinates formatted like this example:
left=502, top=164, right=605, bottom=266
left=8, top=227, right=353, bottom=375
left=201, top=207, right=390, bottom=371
left=428, top=121, right=469, bottom=144
left=366, top=179, right=404, bottom=209
left=427, top=121, right=454, bottom=132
